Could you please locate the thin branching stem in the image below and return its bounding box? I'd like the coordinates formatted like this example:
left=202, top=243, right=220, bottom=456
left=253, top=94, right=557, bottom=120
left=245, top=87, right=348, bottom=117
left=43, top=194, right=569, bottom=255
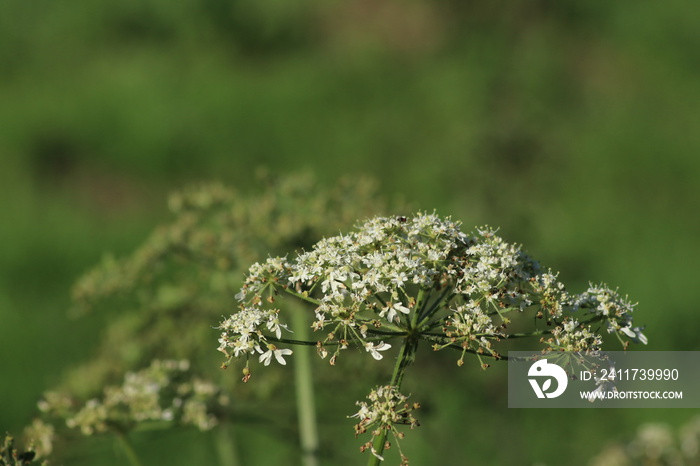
left=115, top=432, right=144, bottom=466
left=283, top=287, right=321, bottom=306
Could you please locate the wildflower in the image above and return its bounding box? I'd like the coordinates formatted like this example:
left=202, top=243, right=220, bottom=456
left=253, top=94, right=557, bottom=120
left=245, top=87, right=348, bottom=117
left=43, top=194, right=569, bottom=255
left=350, top=386, right=420, bottom=461
left=380, top=302, right=411, bottom=323
left=217, top=307, right=292, bottom=363
left=573, top=284, right=645, bottom=345
left=258, top=344, right=294, bottom=366
left=619, top=325, right=648, bottom=345
left=545, top=318, right=603, bottom=353
left=365, top=341, right=392, bottom=360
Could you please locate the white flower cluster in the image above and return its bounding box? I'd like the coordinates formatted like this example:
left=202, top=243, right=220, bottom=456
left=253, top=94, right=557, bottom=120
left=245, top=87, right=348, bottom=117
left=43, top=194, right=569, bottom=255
left=235, top=214, right=536, bottom=345
left=217, top=306, right=293, bottom=368
left=240, top=214, right=468, bottom=322
left=455, top=227, right=537, bottom=309
left=530, top=272, right=568, bottom=319
left=573, top=283, right=647, bottom=345
left=223, top=213, right=646, bottom=369
left=443, top=302, right=503, bottom=358
left=546, top=317, right=604, bottom=352
left=60, top=360, right=228, bottom=435
left=350, top=385, right=419, bottom=462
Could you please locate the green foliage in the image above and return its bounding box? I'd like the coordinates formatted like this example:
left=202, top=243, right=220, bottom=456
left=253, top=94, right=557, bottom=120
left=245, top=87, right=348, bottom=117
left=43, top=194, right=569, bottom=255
left=590, top=416, right=700, bottom=466
left=64, top=173, right=399, bottom=392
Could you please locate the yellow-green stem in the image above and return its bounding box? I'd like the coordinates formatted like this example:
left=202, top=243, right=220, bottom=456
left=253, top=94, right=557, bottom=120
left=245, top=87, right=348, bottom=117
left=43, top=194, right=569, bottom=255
left=215, top=420, right=240, bottom=466
left=291, top=304, right=320, bottom=466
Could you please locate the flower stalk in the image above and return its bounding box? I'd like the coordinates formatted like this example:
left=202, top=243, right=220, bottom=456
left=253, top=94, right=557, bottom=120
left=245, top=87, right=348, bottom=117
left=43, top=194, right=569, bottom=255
left=367, top=336, right=419, bottom=466
left=290, top=303, right=320, bottom=466
left=215, top=421, right=240, bottom=466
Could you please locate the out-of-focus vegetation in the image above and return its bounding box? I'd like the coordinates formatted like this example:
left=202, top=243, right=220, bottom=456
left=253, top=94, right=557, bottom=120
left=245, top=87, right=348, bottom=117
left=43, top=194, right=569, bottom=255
left=1, top=1, right=699, bottom=464
left=590, top=416, right=700, bottom=466
left=13, top=175, right=401, bottom=465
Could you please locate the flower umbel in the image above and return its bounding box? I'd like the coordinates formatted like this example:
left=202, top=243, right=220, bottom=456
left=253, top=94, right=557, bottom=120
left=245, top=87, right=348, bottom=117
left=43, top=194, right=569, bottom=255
left=573, top=284, right=647, bottom=347
left=217, top=307, right=294, bottom=377
left=217, top=212, right=648, bottom=464
left=351, top=385, right=420, bottom=465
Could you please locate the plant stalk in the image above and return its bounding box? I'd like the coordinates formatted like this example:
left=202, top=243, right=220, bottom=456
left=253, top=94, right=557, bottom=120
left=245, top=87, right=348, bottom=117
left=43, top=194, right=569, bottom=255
left=215, top=420, right=240, bottom=466
left=367, top=335, right=418, bottom=466
left=291, top=304, right=320, bottom=466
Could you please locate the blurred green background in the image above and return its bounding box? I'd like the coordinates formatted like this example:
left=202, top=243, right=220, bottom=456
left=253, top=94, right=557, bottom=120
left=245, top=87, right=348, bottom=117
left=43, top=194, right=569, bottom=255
left=2, top=0, right=699, bottom=464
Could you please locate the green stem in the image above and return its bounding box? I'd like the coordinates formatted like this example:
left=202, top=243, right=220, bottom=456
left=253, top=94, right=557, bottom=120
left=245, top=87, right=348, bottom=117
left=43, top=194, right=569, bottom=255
left=215, top=421, right=240, bottom=466
left=506, top=329, right=553, bottom=338
left=416, top=288, right=455, bottom=329
left=284, top=287, right=322, bottom=306
left=367, top=335, right=419, bottom=466
left=269, top=334, right=400, bottom=347
left=290, top=304, right=320, bottom=466
left=486, top=306, right=527, bottom=317
left=115, top=432, right=144, bottom=466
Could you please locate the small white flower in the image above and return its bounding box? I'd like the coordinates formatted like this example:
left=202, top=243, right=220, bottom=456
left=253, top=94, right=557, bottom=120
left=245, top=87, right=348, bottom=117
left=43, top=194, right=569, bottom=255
left=390, top=271, right=408, bottom=288
left=370, top=447, right=384, bottom=461
left=563, top=319, right=578, bottom=333
left=380, top=302, right=411, bottom=323
left=619, top=326, right=648, bottom=345
left=365, top=341, right=392, bottom=360
left=587, top=365, right=618, bottom=402
left=266, top=314, right=291, bottom=339
left=258, top=345, right=293, bottom=366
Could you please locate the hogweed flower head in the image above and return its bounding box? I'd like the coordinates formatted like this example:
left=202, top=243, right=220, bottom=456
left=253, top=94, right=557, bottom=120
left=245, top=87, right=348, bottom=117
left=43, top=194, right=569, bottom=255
left=217, top=212, right=648, bottom=463
left=217, top=306, right=294, bottom=378
left=223, top=213, right=645, bottom=366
